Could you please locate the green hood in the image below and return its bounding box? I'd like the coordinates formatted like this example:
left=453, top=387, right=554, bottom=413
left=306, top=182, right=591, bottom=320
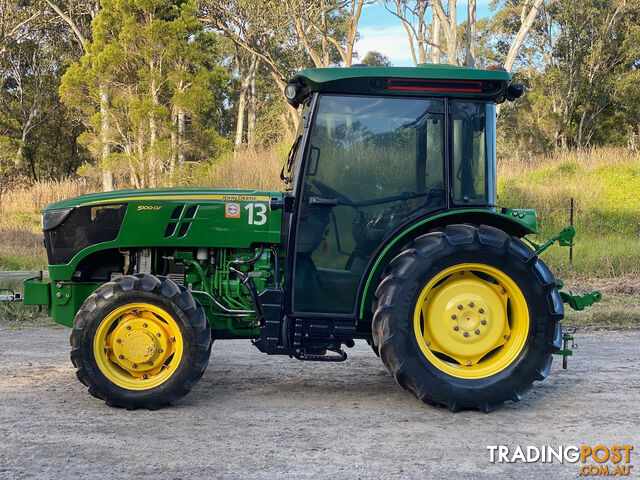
left=44, top=187, right=280, bottom=211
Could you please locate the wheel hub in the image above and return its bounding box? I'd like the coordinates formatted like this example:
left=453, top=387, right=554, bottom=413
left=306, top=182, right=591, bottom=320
left=422, top=271, right=511, bottom=366
left=105, top=310, right=175, bottom=377
left=120, top=330, right=156, bottom=363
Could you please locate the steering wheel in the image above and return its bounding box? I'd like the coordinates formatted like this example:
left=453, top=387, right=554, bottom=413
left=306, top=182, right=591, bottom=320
left=311, top=179, right=355, bottom=207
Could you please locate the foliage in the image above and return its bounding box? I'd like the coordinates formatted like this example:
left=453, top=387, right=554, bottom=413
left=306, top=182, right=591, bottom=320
left=362, top=50, right=392, bottom=66
left=60, top=0, right=230, bottom=188
left=492, top=0, right=640, bottom=153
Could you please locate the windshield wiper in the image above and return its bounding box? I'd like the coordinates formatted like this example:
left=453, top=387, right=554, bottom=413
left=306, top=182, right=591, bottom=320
left=280, top=135, right=302, bottom=184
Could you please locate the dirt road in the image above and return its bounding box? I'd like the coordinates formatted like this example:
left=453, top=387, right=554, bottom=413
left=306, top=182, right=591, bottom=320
left=1, top=327, right=638, bottom=479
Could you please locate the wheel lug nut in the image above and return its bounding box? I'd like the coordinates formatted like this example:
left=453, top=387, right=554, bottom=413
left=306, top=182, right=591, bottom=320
left=451, top=314, right=457, bottom=319
left=467, top=361, right=472, bottom=366
left=457, top=304, right=463, bottom=310
left=426, top=341, right=431, bottom=346
left=118, top=354, right=124, bottom=359
left=481, top=319, right=487, bottom=325
left=131, top=363, right=137, bottom=369
left=156, top=332, right=161, bottom=337
left=504, top=335, right=509, bottom=339
left=500, top=288, right=506, bottom=294
left=143, top=374, right=148, bottom=379
left=468, top=302, right=474, bottom=307
left=453, top=326, right=459, bottom=331
left=157, top=348, right=163, bottom=353
left=116, top=338, right=122, bottom=343
left=142, top=323, right=148, bottom=328
left=478, top=308, right=484, bottom=314
left=148, top=361, right=153, bottom=366
left=474, top=329, right=480, bottom=335
left=126, top=325, right=131, bottom=330
left=463, top=331, right=469, bottom=337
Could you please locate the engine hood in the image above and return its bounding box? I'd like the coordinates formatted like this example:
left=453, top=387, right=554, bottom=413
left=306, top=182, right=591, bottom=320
left=44, top=187, right=280, bottom=211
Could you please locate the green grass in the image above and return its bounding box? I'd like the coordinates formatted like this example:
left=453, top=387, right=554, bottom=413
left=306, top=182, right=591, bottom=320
left=498, top=148, right=640, bottom=277
left=564, top=295, right=640, bottom=329
left=0, top=303, right=58, bottom=329
left=0, top=253, right=47, bottom=271
left=533, top=235, right=640, bottom=277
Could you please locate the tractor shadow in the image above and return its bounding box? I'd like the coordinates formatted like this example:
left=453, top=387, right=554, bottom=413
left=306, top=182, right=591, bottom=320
left=186, top=343, right=583, bottom=413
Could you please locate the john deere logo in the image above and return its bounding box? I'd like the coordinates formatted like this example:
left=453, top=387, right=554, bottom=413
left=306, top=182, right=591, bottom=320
left=225, top=203, right=240, bottom=218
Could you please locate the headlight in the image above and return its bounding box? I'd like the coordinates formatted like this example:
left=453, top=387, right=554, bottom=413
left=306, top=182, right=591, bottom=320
left=42, top=208, right=73, bottom=231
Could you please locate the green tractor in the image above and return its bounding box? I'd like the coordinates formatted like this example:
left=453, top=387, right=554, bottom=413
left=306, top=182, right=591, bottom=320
left=17, top=65, right=601, bottom=411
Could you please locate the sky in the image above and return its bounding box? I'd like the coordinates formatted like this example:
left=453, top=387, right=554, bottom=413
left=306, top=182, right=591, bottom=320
left=354, top=2, right=495, bottom=66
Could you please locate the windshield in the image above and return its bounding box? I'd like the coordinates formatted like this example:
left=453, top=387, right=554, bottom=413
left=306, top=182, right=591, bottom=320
left=451, top=101, right=496, bottom=205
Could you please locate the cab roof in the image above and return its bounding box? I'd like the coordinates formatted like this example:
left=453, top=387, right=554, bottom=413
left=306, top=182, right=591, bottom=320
left=292, top=64, right=512, bottom=102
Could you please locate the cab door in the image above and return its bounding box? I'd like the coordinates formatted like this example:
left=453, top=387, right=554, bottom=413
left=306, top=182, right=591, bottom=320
left=292, top=94, right=446, bottom=315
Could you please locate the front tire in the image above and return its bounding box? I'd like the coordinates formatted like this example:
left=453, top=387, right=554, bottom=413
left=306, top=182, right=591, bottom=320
left=70, top=274, right=211, bottom=409
left=372, top=225, right=563, bottom=412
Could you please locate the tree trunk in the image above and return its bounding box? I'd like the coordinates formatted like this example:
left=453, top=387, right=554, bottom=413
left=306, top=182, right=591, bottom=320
left=178, top=109, right=185, bottom=165
left=170, top=105, right=178, bottom=183
left=149, top=79, right=158, bottom=188
left=137, top=128, right=146, bottom=189
left=465, top=0, right=476, bottom=68
left=504, top=0, right=544, bottom=72
left=234, top=70, right=249, bottom=148
left=247, top=55, right=258, bottom=148
left=447, top=0, right=457, bottom=65
left=431, top=12, right=441, bottom=64
left=103, top=171, right=114, bottom=191
left=99, top=84, right=113, bottom=191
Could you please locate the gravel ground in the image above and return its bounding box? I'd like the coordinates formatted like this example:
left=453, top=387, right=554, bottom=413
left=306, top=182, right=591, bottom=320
left=0, top=327, right=639, bottom=480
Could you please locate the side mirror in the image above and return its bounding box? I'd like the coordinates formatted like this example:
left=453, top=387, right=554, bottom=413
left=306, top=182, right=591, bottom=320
left=506, top=82, right=525, bottom=101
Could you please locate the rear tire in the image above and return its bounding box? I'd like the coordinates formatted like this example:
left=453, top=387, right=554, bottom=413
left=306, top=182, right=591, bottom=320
left=70, top=274, right=211, bottom=409
left=372, top=225, right=563, bottom=412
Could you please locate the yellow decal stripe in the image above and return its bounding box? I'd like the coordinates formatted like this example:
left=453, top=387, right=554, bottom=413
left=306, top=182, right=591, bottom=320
left=83, top=194, right=272, bottom=205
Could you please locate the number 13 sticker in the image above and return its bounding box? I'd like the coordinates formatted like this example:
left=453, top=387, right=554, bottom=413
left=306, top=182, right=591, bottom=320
left=245, top=203, right=267, bottom=225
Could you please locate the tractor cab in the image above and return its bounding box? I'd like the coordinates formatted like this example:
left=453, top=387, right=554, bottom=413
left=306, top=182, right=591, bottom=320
left=282, top=66, right=512, bottom=316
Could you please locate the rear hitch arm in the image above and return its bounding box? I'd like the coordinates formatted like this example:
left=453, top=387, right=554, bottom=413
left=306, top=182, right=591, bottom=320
left=525, top=225, right=575, bottom=256
left=558, top=288, right=603, bottom=311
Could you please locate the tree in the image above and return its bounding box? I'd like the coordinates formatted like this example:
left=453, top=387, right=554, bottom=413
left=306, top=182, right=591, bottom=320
left=362, top=50, right=392, bottom=66
left=495, top=0, right=640, bottom=153
left=384, top=0, right=432, bottom=65
left=0, top=0, right=90, bottom=178
left=201, top=0, right=369, bottom=140
left=61, top=0, right=229, bottom=188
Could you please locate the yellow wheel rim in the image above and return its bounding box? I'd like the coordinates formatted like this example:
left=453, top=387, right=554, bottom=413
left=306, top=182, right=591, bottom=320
left=93, top=303, right=184, bottom=390
left=413, top=263, right=529, bottom=379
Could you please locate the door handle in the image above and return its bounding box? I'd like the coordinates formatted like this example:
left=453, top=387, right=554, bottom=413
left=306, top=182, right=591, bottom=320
left=308, top=197, right=339, bottom=207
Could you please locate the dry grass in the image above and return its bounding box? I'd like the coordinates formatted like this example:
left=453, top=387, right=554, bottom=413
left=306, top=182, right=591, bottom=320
left=0, top=146, right=638, bottom=277
left=0, top=179, right=97, bottom=269
left=178, top=146, right=285, bottom=190
left=497, top=146, right=638, bottom=176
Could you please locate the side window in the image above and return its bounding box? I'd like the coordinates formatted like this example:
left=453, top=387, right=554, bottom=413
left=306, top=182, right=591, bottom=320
left=452, top=101, right=491, bottom=204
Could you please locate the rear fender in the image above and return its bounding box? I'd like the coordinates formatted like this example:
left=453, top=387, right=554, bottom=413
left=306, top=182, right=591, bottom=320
left=357, top=208, right=536, bottom=320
